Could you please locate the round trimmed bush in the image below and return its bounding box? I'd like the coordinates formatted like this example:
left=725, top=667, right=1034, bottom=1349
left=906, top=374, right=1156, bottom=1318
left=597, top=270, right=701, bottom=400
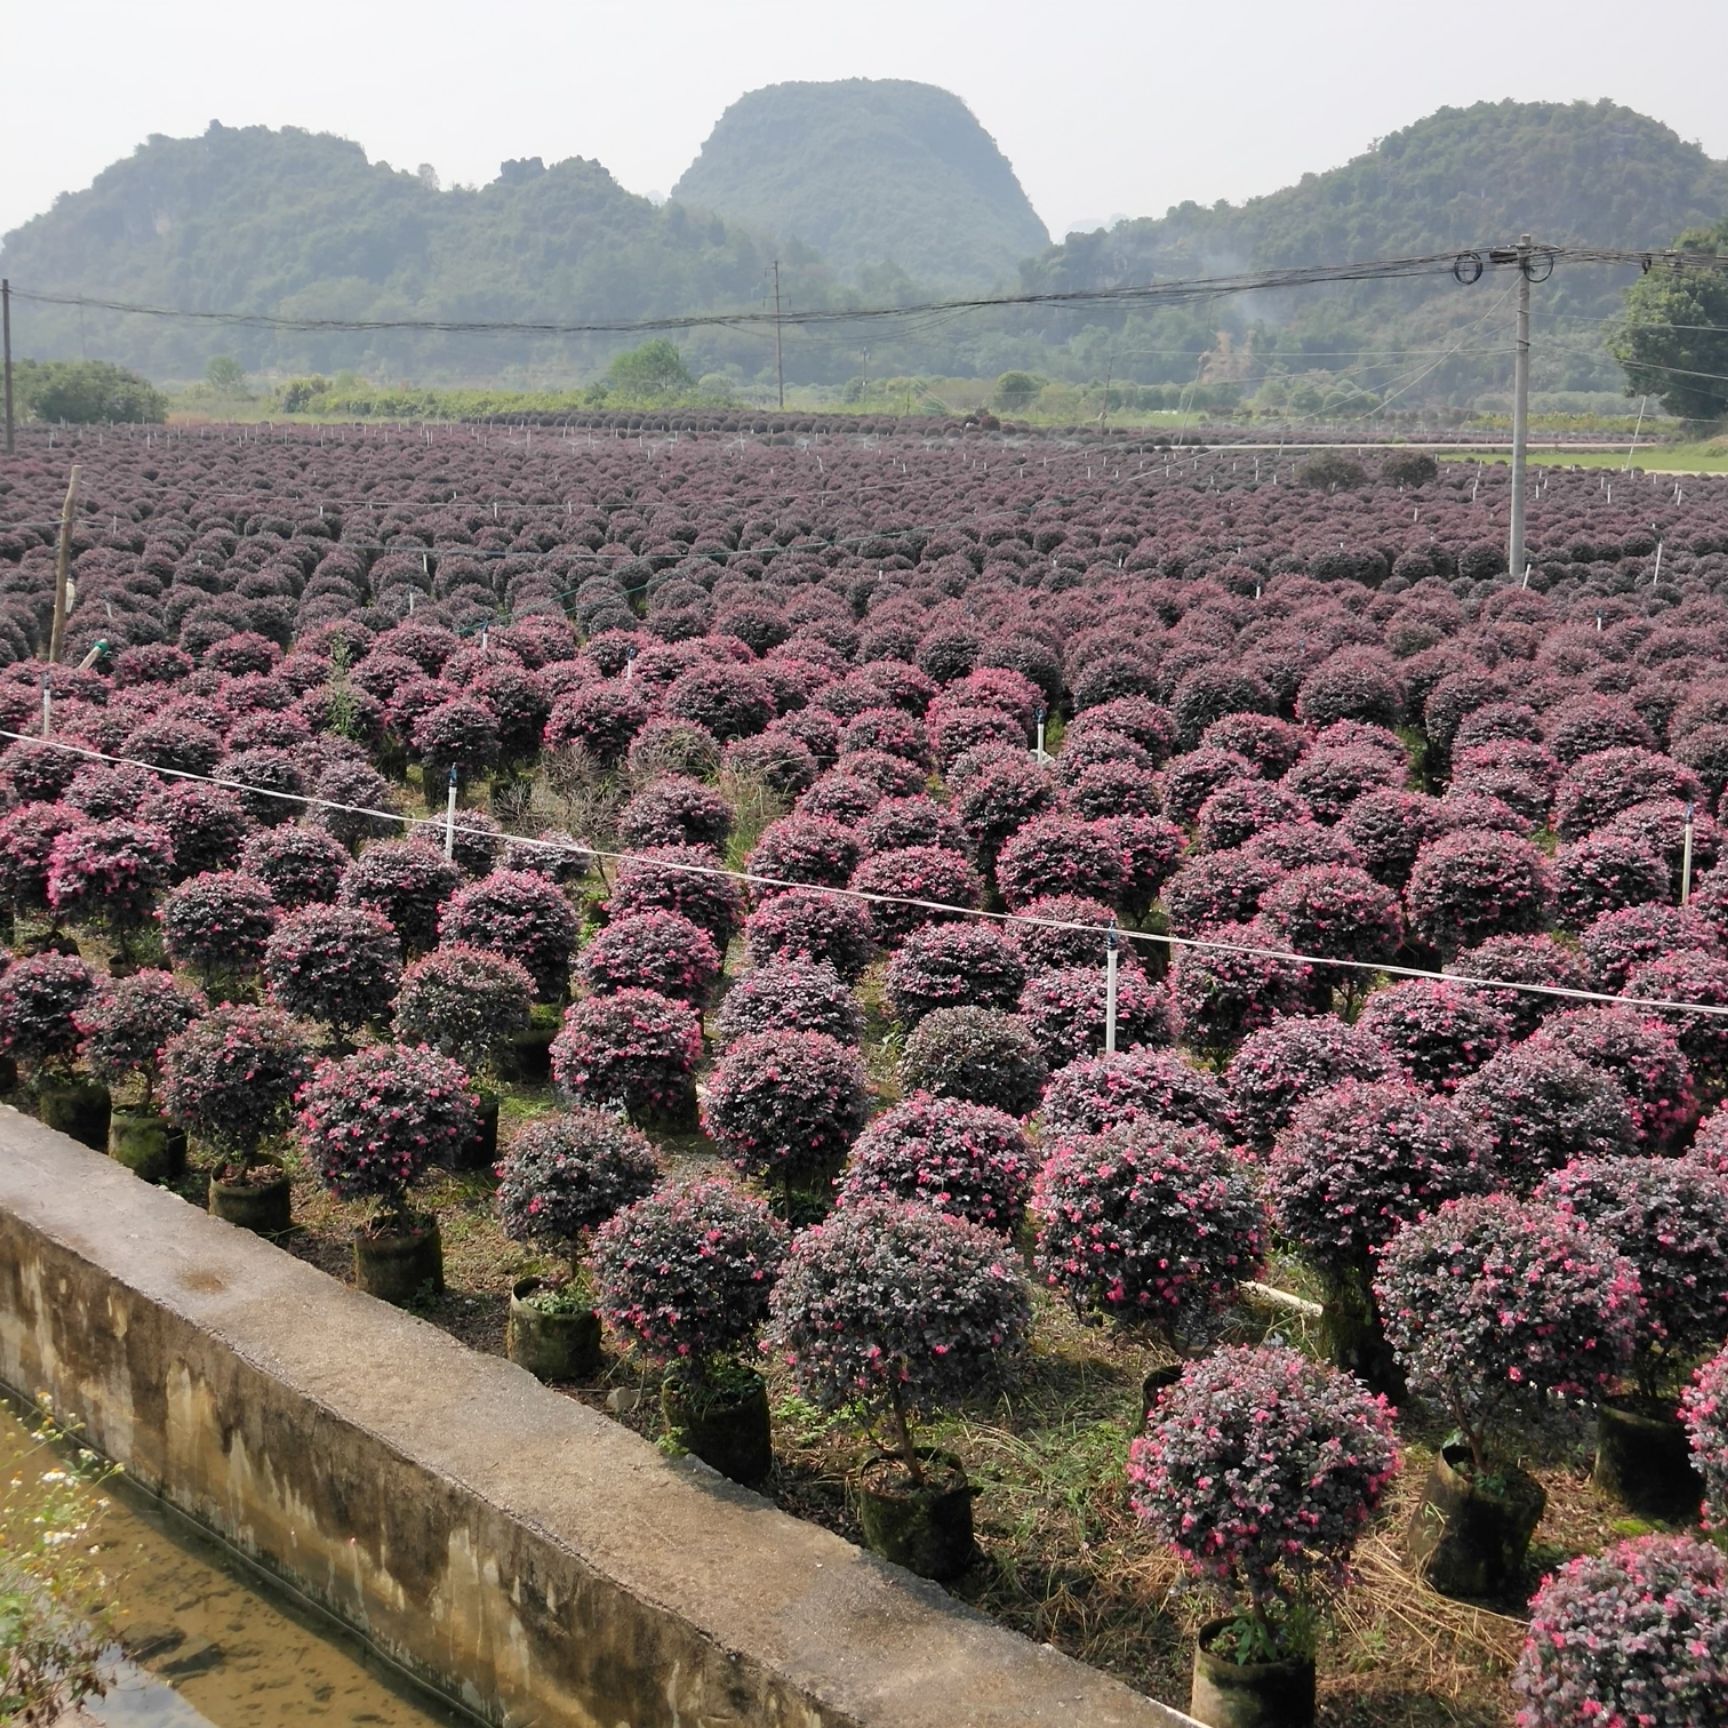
left=837, top=1093, right=1035, bottom=1233
left=1356, top=979, right=1514, bottom=1094
left=1227, top=1016, right=1395, bottom=1150
left=0, top=804, right=89, bottom=914
left=579, top=909, right=721, bottom=1006
left=45, top=819, right=174, bottom=957
left=1017, top=965, right=1172, bottom=1071
left=1195, top=780, right=1311, bottom=853
left=160, top=870, right=279, bottom=987
left=703, top=1029, right=871, bottom=1190
left=898, top=1006, right=1047, bottom=1117
left=883, top=921, right=1026, bottom=1025
left=1512, top=1534, right=1728, bottom=1728
left=1033, top=1120, right=1266, bottom=1335
left=1340, top=789, right=1440, bottom=889
left=1171, top=664, right=1278, bottom=750
left=1448, top=934, right=1594, bottom=1039
left=1552, top=834, right=1671, bottom=932
left=743, top=887, right=873, bottom=981
left=496, top=1108, right=663, bottom=1264
left=714, top=959, right=862, bottom=1046
left=1260, top=862, right=1403, bottom=969
left=412, top=695, right=501, bottom=780
left=607, top=845, right=744, bottom=947
left=745, top=814, right=858, bottom=896
left=440, top=869, right=579, bottom=1000
left=1454, top=1042, right=1637, bottom=1191
left=664, top=661, right=774, bottom=741
left=994, top=815, right=1124, bottom=912
left=145, top=783, right=251, bottom=881
left=1626, top=952, right=1728, bottom=1097
left=160, top=1004, right=311, bottom=1163
left=1162, top=851, right=1277, bottom=937
left=594, top=1177, right=787, bottom=1371
left=849, top=845, right=984, bottom=945
left=394, top=943, right=533, bottom=1076
left=264, top=905, right=402, bottom=1040
left=340, top=841, right=463, bottom=955
left=1532, top=1009, right=1695, bottom=1150
left=953, top=756, right=1059, bottom=864
left=74, top=969, right=205, bottom=1107
left=217, top=746, right=305, bottom=827
left=64, top=761, right=163, bottom=823
left=544, top=683, right=649, bottom=766
left=239, top=824, right=351, bottom=909
left=1160, top=747, right=1260, bottom=828
left=1099, top=814, right=1186, bottom=918
left=1375, top=1193, right=1639, bottom=1470
left=1407, top=829, right=1554, bottom=958
left=1039, top=1046, right=1236, bottom=1138
left=618, top=776, right=733, bottom=852
left=1168, top=917, right=1314, bottom=1057
left=0, top=952, right=100, bottom=1072
left=1285, top=745, right=1406, bottom=825
left=299, top=1043, right=477, bottom=1211
left=860, top=795, right=968, bottom=859
left=551, top=988, right=702, bottom=1125
left=1581, top=903, right=1724, bottom=995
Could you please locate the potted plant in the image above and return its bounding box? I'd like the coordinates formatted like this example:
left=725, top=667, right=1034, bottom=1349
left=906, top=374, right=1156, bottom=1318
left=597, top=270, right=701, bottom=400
left=1374, top=1193, right=1641, bottom=1598
left=159, top=870, right=280, bottom=999
left=1539, top=1155, right=1728, bottom=1516
left=73, top=970, right=206, bottom=1181
left=550, top=988, right=702, bottom=1129
left=1129, top=1344, right=1399, bottom=1728
left=44, top=818, right=175, bottom=970
left=263, top=904, right=402, bottom=1052
left=438, top=867, right=580, bottom=1002
left=160, top=1004, right=312, bottom=1235
left=0, top=952, right=106, bottom=1148
left=766, top=1197, right=1031, bottom=1579
left=297, top=1043, right=478, bottom=1304
left=338, top=840, right=462, bottom=956
left=592, top=1176, right=787, bottom=1485
left=1513, top=1534, right=1728, bottom=1728
left=495, top=1109, right=662, bottom=1380
left=394, top=943, right=533, bottom=1168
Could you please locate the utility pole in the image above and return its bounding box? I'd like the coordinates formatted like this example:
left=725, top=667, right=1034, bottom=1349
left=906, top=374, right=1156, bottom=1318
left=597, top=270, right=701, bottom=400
left=1507, top=234, right=1532, bottom=583
left=49, top=464, right=79, bottom=664
left=771, top=259, right=785, bottom=410
left=2, top=279, right=14, bottom=454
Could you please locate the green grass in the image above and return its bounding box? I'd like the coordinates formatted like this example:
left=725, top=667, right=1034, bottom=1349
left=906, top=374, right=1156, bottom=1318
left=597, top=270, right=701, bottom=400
left=1444, top=442, right=1728, bottom=474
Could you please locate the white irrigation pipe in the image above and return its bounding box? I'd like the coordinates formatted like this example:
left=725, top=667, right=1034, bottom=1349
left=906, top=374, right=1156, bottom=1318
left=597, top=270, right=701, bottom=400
left=7, top=725, right=1728, bottom=1022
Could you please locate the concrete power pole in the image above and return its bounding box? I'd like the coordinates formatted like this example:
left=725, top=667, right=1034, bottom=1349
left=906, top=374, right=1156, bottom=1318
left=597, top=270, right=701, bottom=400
left=1507, top=234, right=1533, bottom=583
left=771, top=259, right=785, bottom=410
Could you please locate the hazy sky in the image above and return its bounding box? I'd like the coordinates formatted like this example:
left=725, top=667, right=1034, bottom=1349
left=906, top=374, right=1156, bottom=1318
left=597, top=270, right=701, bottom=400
left=5, top=0, right=1726, bottom=244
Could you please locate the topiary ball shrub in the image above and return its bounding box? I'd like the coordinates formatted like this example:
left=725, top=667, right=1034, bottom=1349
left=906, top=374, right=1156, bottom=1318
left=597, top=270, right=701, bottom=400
left=1355, top=979, right=1514, bottom=1094
left=1033, top=1120, right=1266, bottom=1338
left=496, top=1107, right=664, bottom=1268
left=837, top=1093, right=1035, bottom=1234
left=898, top=1006, right=1047, bottom=1117
left=745, top=814, right=859, bottom=897
left=1268, top=1080, right=1494, bottom=1267
left=551, top=988, right=702, bottom=1127
left=860, top=795, right=968, bottom=858
left=1448, top=933, right=1594, bottom=1040
left=1340, top=789, right=1438, bottom=890
left=412, top=695, right=501, bottom=781
left=953, top=755, right=1060, bottom=865
left=264, top=904, right=403, bottom=1041
left=1168, top=917, right=1315, bottom=1058
left=0, top=804, right=89, bottom=915
left=45, top=819, right=175, bottom=958
left=439, top=869, right=579, bottom=1001
left=1539, top=1155, right=1728, bottom=1397
left=1101, top=814, right=1187, bottom=919
left=849, top=845, right=984, bottom=946
left=147, top=783, right=251, bottom=881
left=394, top=943, right=533, bottom=1077
left=994, top=815, right=1124, bottom=912
left=663, top=661, right=774, bottom=741
left=1375, top=1193, right=1639, bottom=1471
left=1227, top=1016, right=1395, bottom=1151
left=64, top=761, right=163, bottom=824
left=74, top=969, right=205, bottom=1109
left=618, top=776, right=733, bottom=853
left=1161, top=850, right=1277, bottom=939
left=217, top=746, right=305, bottom=827
left=1159, top=747, right=1260, bottom=829
left=1194, top=780, right=1311, bottom=853
left=594, top=1177, right=787, bottom=1373
left=1, top=740, right=82, bottom=805
left=1010, top=894, right=1127, bottom=975
left=578, top=909, right=721, bottom=1007
left=160, top=870, right=280, bottom=990
left=544, top=683, right=649, bottom=767
left=406, top=809, right=503, bottom=880
left=1551, top=834, right=1671, bottom=932
left=1553, top=748, right=1704, bottom=842
left=883, top=921, right=1026, bottom=1026
left=1284, top=745, right=1406, bottom=826
left=702, top=1029, right=871, bottom=1193
left=1171, top=665, right=1278, bottom=750
left=239, top=824, right=351, bottom=910
left=1454, top=1042, right=1637, bottom=1192
left=1039, top=1046, right=1237, bottom=1138
left=160, top=1004, right=312, bottom=1168
left=0, top=952, right=100, bottom=1074
left=766, top=1197, right=1031, bottom=1474
left=1531, top=1008, right=1695, bottom=1150
left=1626, top=952, right=1728, bottom=1098
left=1512, top=1535, right=1728, bottom=1728
left=714, top=959, right=862, bottom=1046
left=1128, top=1345, right=1398, bottom=1655
left=743, top=887, right=874, bottom=981
left=1259, top=862, right=1403, bottom=973
left=1582, top=903, right=1724, bottom=995
left=1407, top=829, right=1554, bottom=959
left=607, top=845, right=744, bottom=947
left=340, top=841, right=463, bottom=956
left=1683, top=1347, right=1728, bottom=1528
left=299, top=1043, right=477, bottom=1217
left=1017, top=965, right=1173, bottom=1072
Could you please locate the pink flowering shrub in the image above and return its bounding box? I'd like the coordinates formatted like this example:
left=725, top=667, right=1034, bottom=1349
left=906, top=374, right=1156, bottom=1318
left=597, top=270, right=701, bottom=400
left=1169, top=918, right=1315, bottom=1057
left=1162, top=851, right=1278, bottom=936
left=1017, top=965, right=1173, bottom=1071
left=607, top=845, right=743, bottom=946
left=797, top=771, right=882, bottom=826
left=860, top=795, right=968, bottom=858
left=1553, top=748, right=1704, bottom=841
left=995, top=815, right=1126, bottom=912
left=1455, top=1043, right=1637, bottom=1191
left=1604, top=799, right=1722, bottom=901
left=618, top=776, right=733, bottom=852
left=1682, top=1348, right=1728, bottom=1528
left=1407, top=830, right=1554, bottom=958
left=551, top=988, right=702, bottom=1126
left=579, top=909, right=721, bottom=1006
left=1099, top=814, right=1186, bottom=918
left=1228, top=1016, right=1395, bottom=1149
left=1375, top=1193, right=1640, bottom=1470
left=1033, top=1120, right=1265, bottom=1337
left=1531, top=1009, right=1695, bottom=1149
left=160, top=1004, right=311, bottom=1164
left=440, top=869, right=579, bottom=1000
left=1581, top=903, right=1723, bottom=995
left=0, top=952, right=101, bottom=1074
left=1073, top=696, right=1178, bottom=764
left=299, top=1043, right=477, bottom=1213
left=849, top=845, right=984, bottom=945
left=0, top=804, right=89, bottom=915
left=1284, top=745, right=1405, bottom=825
left=883, top=921, right=1026, bottom=1025
left=216, top=746, right=305, bottom=827
left=743, top=887, right=874, bottom=980
left=144, top=783, right=251, bottom=880
left=1040, top=1046, right=1236, bottom=1139
left=1128, top=1345, right=1398, bottom=1654
left=160, top=870, right=279, bottom=988
left=900, top=1006, right=1047, bottom=1116
left=1159, top=747, right=1259, bottom=828
left=1200, top=711, right=1306, bottom=778
left=594, top=1177, right=787, bottom=1374
left=46, top=819, right=175, bottom=958
left=1551, top=833, right=1670, bottom=932
left=1171, top=664, right=1278, bottom=749
left=544, top=683, right=649, bottom=766
left=703, top=1029, right=871, bottom=1190
left=496, top=1108, right=663, bottom=1264
left=1260, top=863, right=1403, bottom=972
left=953, top=755, right=1060, bottom=865
left=64, top=761, right=163, bottom=823
left=746, top=815, right=859, bottom=895
left=663, top=660, right=774, bottom=740
left=340, top=841, right=462, bottom=955
left=714, top=959, right=862, bottom=1046
left=1195, top=780, right=1311, bottom=853
left=1448, top=934, right=1592, bottom=1039
left=74, top=969, right=205, bottom=1108
left=239, top=824, right=351, bottom=909
left=394, top=944, right=533, bottom=1076
left=1626, top=952, right=1728, bottom=1097
left=264, top=905, right=402, bottom=1040
left=1512, top=1535, right=1728, bottom=1728
left=837, top=1093, right=1035, bottom=1233
left=1356, top=980, right=1513, bottom=1094
left=1340, top=789, right=1439, bottom=889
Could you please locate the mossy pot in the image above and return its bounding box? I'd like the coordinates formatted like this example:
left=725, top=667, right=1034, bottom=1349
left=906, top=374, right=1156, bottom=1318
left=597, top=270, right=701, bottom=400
left=661, top=1367, right=773, bottom=1489
left=1189, top=1618, right=1317, bottom=1728
left=1406, top=1443, right=1546, bottom=1601
left=354, top=1214, right=444, bottom=1306
left=506, top=1277, right=601, bottom=1381
left=36, top=1079, right=112, bottom=1152
left=208, top=1157, right=294, bottom=1237
left=108, top=1110, right=187, bottom=1184
left=852, top=1447, right=976, bottom=1582
left=1594, top=1396, right=1703, bottom=1521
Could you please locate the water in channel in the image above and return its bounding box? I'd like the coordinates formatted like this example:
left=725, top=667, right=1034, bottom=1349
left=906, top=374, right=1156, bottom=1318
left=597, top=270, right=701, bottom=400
left=2, top=1400, right=472, bottom=1728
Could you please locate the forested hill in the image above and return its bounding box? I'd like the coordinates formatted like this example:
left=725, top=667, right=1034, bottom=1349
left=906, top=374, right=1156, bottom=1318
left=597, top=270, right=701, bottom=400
left=670, top=79, right=1050, bottom=290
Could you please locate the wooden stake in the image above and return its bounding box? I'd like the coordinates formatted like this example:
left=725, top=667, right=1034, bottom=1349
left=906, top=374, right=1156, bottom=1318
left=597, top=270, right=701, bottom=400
left=49, top=464, right=80, bottom=664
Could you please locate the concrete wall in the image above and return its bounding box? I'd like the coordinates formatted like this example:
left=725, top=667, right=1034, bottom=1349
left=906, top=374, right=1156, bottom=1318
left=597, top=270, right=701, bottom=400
left=0, top=1108, right=1194, bottom=1728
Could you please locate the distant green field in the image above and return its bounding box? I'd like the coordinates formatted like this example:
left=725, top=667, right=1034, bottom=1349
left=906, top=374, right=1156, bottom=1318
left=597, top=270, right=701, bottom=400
left=1444, top=443, right=1728, bottom=475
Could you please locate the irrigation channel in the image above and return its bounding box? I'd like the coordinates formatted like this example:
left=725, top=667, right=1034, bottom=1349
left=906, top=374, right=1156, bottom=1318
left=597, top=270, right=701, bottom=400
left=1, top=1399, right=474, bottom=1728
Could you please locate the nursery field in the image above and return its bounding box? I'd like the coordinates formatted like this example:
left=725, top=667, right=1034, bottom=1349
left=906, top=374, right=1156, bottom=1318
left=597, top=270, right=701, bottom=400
left=2, top=415, right=1728, bottom=1728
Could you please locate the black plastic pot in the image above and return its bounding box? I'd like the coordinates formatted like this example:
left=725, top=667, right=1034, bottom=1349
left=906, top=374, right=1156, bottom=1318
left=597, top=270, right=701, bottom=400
left=108, top=1111, right=187, bottom=1184
left=454, top=1091, right=500, bottom=1173
left=661, top=1368, right=773, bottom=1488
left=1189, top=1618, right=1317, bottom=1728
left=37, top=1079, right=111, bottom=1151
left=507, top=1024, right=557, bottom=1081
left=0, top=1054, right=17, bottom=1093
left=1406, top=1443, right=1546, bottom=1600
left=506, top=1277, right=601, bottom=1381
left=1595, top=1397, right=1704, bottom=1521
left=354, top=1215, right=444, bottom=1305
left=852, top=1447, right=976, bottom=1582
left=209, top=1159, right=294, bottom=1236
